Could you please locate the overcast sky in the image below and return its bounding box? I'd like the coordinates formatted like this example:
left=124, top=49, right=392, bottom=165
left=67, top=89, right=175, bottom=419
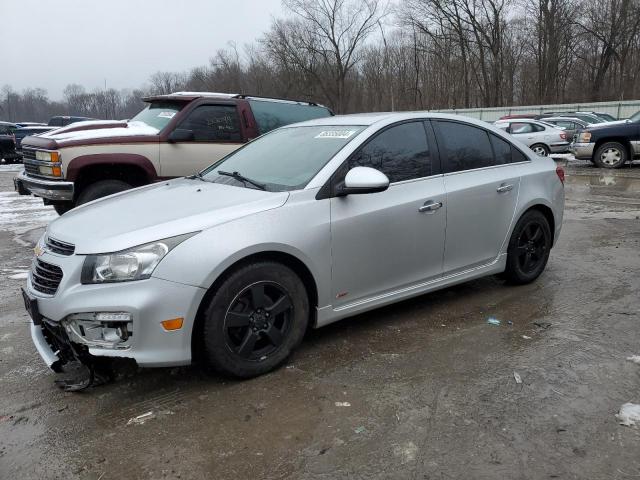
left=1, top=0, right=284, bottom=100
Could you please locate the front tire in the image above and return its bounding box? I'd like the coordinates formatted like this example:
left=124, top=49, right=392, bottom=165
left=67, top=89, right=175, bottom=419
left=530, top=143, right=550, bottom=156
left=503, top=210, right=552, bottom=285
left=76, top=179, right=132, bottom=205
left=594, top=142, right=627, bottom=169
left=52, top=202, right=73, bottom=215
left=201, top=261, right=309, bottom=378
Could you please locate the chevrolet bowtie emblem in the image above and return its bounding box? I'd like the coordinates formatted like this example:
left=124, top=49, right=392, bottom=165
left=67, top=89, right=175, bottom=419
left=34, top=243, right=45, bottom=257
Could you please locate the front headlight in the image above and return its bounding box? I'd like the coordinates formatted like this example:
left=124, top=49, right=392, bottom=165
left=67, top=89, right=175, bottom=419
left=35, top=150, right=60, bottom=162
left=81, top=233, right=197, bottom=284
left=577, top=131, right=592, bottom=143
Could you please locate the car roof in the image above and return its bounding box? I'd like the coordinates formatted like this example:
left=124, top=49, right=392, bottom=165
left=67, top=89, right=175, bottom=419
left=0, top=121, right=17, bottom=127
left=142, top=91, right=327, bottom=107
left=544, top=116, right=587, bottom=123
left=291, top=111, right=501, bottom=128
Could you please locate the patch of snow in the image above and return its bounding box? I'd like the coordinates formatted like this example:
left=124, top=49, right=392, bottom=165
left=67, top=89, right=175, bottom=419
left=627, top=355, right=640, bottom=365
left=335, top=401, right=351, bottom=407
left=0, top=190, right=56, bottom=235
left=0, top=164, right=24, bottom=172
left=616, top=403, right=640, bottom=427
left=8, top=271, right=28, bottom=280
left=393, top=441, right=418, bottom=464
left=46, top=121, right=159, bottom=142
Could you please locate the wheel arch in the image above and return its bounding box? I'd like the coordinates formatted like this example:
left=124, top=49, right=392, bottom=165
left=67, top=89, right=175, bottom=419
left=190, top=250, right=319, bottom=361
left=67, top=154, right=157, bottom=199
left=516, top=202, right=556, bottom=243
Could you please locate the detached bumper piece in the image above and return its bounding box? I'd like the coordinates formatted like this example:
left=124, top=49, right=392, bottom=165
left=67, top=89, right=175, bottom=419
left=34, top=319, right=115, bottom=391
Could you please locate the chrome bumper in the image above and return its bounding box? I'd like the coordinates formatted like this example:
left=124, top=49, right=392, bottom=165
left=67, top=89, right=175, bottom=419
left=14, top=171, right=74, bottom=201
left=570, top=142, right=595, bottom=160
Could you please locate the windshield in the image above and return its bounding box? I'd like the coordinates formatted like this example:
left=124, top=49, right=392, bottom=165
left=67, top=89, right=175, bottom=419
left=202, top=125, right=365, bottom=191
left=130, top=101, right=186, bottom=130
left=629, top=111, right=640, bottom=122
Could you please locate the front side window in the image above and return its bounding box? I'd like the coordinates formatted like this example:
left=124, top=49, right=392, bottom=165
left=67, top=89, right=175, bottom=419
left=349, top=122, right=431, bottom=183
left=130, top=101, right=187, bottom=131
left=179, top=105, right=241, bottom=142
left=202, top=125, right=365, bottom=191
left=436, top=121, right=495, bottom=173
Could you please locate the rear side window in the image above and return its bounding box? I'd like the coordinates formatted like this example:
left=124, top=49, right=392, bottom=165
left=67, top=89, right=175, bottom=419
left=435, top=121, right=494, bottom=173
left=179, top=105, right=241, bottom=142
left=489, top=134, right=512, bottom=165
left=349, top=121, right=431, bottom=183
left=249, top=100, right=332, bottom=134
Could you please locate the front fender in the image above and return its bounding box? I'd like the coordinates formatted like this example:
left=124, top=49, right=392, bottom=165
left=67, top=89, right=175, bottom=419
left=66, top=153, right=157, bottom=182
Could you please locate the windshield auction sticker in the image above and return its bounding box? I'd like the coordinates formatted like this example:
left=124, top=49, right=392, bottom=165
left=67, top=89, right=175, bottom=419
left=157, top=112, right=176, bottom=118
left=315, top=130, right=357, bottom=139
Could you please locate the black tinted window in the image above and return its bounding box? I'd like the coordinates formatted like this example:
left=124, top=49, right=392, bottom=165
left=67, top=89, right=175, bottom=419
left=512, top=147, right=529, bottom=163
left=249, top=100, right=332, bottom=134
left=436, top=121, right=494, bottom=172
left=489, top=133, right=512, bottom=165
left=349, top=122, right=431, bottom=183
left=180, top=105, right=241, bottom=142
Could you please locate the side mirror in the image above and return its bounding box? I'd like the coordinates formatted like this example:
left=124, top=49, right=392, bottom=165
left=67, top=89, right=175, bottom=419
left=168, top=128, right=194, bottom=143
left=337, top=166, right=389, bottom=196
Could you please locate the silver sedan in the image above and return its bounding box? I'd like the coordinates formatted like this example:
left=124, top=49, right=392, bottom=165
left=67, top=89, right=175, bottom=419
left=494, top=118, right=570, bottom=156
left=23, top=112, right=565, bottom=387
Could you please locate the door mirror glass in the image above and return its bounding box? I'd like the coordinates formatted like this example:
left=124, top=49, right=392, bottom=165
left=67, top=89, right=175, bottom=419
left=168, top=128, right=195, bottom=143
left=339, top=166, right=389, bottom=195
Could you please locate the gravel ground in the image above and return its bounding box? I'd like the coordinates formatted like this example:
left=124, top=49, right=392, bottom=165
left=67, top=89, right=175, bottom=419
left=0, top=160, right=639, bottom=479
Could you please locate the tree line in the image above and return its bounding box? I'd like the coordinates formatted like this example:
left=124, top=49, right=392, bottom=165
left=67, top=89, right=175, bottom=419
left=2, top=0, right=640, bottom=122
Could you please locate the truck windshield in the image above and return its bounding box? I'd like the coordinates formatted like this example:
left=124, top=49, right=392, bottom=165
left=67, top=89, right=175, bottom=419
left=202, top=125, right=365, bottom=192
left=130, top=101, right=186, bottom=131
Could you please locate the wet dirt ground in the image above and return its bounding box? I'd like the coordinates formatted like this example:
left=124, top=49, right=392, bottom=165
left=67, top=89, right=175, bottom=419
left=1, top=161, right=639, bottom=479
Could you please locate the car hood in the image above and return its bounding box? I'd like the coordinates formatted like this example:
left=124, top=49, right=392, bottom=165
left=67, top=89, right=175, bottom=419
left=587, top=119, right=635, bottom=131
left=25, top=121, right=159, bottom=149
left=46, top=179, right=289, bottom=254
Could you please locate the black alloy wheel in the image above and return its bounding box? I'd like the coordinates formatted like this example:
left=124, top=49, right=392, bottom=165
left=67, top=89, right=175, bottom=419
left=223, top=282, right=293, bottom=361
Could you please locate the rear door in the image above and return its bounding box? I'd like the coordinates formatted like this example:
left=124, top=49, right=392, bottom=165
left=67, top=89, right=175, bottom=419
left=434, top=120, right=522, bottom=274
left=330, top=121, right=446, bottom=307
left=160, top=104, right=245, bottom=177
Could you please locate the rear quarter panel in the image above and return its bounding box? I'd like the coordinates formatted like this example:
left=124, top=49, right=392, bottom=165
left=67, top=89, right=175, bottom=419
left=511, top=155, right=565, bottom=246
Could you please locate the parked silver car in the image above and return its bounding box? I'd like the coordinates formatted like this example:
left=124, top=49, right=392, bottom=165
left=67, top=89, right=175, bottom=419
left=494, top=119, right=570, bottom=156
left=542, top=117, right=591, bottom=139
left=23, top=113, right=565, bottom=388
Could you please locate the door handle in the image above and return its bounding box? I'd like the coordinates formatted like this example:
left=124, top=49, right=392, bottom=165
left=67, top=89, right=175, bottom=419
left=419, top=201, right=443, bottom=213
left=497, top=184, right=514, bottom=193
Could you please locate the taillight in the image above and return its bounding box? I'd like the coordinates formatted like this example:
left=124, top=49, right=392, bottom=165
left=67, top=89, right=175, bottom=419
left=559, top=132, right=567, bottom=140
left=556, top=166, right=565, bottom=185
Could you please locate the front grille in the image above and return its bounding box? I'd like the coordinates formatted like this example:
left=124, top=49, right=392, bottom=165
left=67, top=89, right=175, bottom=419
left=21, top=148, right=36, bottom=161
left=23, top=160, right=40, bottom=177
left=31, top=259, right=63, bottom=295
left=46, top=236, right=75, bottom=256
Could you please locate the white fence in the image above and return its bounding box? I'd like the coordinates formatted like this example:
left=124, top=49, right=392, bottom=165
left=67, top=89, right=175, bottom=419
left=432, top=100, right=640, bottom=122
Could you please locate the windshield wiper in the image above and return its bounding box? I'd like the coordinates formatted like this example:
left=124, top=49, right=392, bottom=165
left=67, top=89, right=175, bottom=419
left=187, top=171, right=206, bottom=181
left=217, top=170, right=266, bottom=191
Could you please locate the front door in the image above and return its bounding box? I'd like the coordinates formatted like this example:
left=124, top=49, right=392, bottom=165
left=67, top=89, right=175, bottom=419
left=433, top=120, right=522, bottom=274
left=160, top=104, right=244, bottom=177
left=330, top=121, right=446, bottom=308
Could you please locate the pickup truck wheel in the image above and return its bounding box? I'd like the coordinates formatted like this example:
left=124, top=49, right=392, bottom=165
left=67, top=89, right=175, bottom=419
left=594, top=142, right=627, bottom=169
left=76, top=180, right=132, bottom=205
left=530, top=144, right=550, bottom=156
left=201, top=261, right=309, bottom=378
left=52, top=202, right=73, bottom=215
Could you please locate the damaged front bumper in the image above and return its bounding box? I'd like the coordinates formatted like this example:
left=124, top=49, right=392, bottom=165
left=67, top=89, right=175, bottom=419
left=25, top=249, right=207, bottom=373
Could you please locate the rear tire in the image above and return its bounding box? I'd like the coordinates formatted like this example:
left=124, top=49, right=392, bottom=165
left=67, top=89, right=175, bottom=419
left=76, top=180, right=132, bottom=205
left=201, top=261, right=309, bottom=378
left=530, top=144, right=550, bottom=156
left=503, top=210, right=552, bottom=285
left=593, top=142, right=627, bottom=169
